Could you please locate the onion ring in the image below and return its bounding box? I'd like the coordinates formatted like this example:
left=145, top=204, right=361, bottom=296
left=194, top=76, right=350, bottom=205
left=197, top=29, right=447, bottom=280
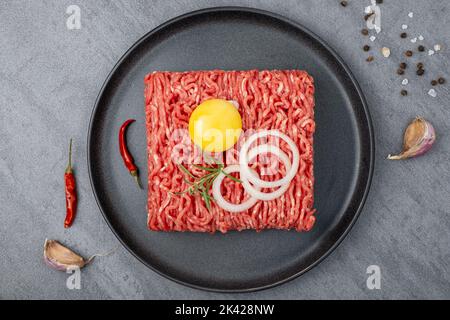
left=212, top=165, right=259, bottom=213
left=240, top=145, right=292, bottom=201
left=239, top=130, right=300, bottom=188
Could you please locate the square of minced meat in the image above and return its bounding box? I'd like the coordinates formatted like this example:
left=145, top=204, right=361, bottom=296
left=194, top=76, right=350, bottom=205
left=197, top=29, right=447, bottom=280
left=144, top=70, right=315, bottom=233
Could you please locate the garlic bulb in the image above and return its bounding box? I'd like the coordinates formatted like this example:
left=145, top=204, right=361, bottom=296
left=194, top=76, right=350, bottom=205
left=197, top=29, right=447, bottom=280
left=388, top=117, right=436, bottom=160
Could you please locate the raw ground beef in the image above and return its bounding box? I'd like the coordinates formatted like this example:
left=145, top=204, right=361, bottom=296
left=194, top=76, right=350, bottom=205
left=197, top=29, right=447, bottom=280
left=144, top=69, right=315, bottom=233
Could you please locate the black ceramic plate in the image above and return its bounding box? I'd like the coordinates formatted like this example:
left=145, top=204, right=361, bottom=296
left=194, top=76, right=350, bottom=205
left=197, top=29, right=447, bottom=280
left=88, top=7, right=374, bottom=292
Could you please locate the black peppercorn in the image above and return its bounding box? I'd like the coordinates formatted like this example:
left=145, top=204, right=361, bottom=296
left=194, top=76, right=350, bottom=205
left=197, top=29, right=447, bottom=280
left=397, top=68, right=405, bottom=75
left=431, top=80, right=438, bottom=86
left=401, top=90, right=408, bottom=96
left=399, top=62, right=407, bottom=69
left=416, top=69, right=425, bottom=76
left=400, top=32, right=407, bottom=38
left=361, top=28, right=369, bottom=36
left=340, top=1, right=348, bottom=7
left=366, top=56, right=374, bottom=62
left=438, top=77, right=445, bottom=84
left=418, top=45, right=425, bottom=52
left=416, top=62, right=424, bottom=69
left=376, top=0, right=383, bottom=3
left=363, top=45, right=370, bottom=51
left=405, top=50, right=413, bottom=57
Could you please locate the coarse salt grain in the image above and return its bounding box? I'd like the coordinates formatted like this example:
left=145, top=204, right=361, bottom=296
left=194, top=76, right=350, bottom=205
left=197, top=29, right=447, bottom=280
left=434, top=44, right=441, bottom=51
left=381, top=47, right=391, bottom=57
left=428, top=49, right=435, bottom=56
left=370, top=35, right=376, bottom=42
left=402, top=79, right=408, bottom=85
left=365, top=6, right=372, bottom=14
left=428, top=89, right=437, bottom=97
left=418, top=35, right=424, bottom=41
left=402, top=24, right=408, bottom=30
left=408, top=12, right=413, bottom=18
left=411, top=37, right=417, bottom=43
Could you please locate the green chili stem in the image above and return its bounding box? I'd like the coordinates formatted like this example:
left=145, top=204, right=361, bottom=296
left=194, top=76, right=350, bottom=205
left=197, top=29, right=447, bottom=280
left=65, top=138, right=73, bottom=174
left=132, top=173, right=142, bottom=189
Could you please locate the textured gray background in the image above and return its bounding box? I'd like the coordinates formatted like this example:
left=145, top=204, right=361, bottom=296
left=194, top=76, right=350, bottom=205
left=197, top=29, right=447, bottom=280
left=1, top=0, right=449, bottom=300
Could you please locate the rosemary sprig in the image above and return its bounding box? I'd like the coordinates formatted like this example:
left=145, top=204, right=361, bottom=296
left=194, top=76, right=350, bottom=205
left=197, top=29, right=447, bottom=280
left=172, top=162, right=242, bottom=210
left=178, top=164, right=196, bottom=178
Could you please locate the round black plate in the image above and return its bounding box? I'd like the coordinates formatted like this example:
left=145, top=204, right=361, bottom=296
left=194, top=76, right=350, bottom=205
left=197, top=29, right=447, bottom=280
left=88, top=7, right=374, bottom=292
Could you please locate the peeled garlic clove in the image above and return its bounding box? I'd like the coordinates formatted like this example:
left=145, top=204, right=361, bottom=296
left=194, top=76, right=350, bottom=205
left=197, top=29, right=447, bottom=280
left=388, top=117, right=436, bottom=160
left=43, top=239, right=86, bottom=271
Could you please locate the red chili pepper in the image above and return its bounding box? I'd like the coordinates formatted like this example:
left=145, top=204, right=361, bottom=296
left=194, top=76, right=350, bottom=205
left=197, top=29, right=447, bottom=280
left=64, top=139, right=77, bottom=228
left=119, top=119, right=142, bottom=188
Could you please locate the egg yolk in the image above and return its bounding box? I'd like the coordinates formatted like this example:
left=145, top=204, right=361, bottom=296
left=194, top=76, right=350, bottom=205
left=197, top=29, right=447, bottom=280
left=188, top=99, right=242, bottom=152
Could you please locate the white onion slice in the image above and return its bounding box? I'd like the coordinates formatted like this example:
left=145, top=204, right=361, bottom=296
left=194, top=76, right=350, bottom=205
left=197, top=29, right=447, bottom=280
left=240, top=145, right=291, bottom=201
left=239, top=130, right=300, bottom=188
left=212, top=165, right=259, bottom=213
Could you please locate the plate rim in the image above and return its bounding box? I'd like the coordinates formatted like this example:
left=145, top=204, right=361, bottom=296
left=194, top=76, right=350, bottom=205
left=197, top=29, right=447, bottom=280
left=87, top=6, right=375, bottom=293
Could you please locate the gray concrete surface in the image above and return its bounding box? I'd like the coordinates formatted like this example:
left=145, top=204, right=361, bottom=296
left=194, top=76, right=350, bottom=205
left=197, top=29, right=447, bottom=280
left=1, top=0, right=449, bottom=299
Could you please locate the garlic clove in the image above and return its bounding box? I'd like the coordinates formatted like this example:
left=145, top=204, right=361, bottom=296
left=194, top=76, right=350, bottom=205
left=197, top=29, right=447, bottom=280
left=43, top=239, right=86, bottom=271
left=388, top=117, right=436, bottom=160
